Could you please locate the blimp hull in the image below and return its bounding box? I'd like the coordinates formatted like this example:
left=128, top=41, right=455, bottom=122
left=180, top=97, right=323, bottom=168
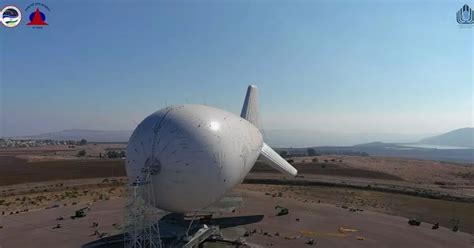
left=126, top=104, right=263, bottom=213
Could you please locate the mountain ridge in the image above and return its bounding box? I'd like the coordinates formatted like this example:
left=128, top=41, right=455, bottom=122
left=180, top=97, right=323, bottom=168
left=7, top=127, right=473, bottom=148
left=419, top=127, right=473, bottom=148
left=16, top=129, right=133, bottom=143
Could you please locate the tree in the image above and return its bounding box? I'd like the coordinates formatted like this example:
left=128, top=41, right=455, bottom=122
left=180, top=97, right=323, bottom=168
left=119, top=151, right=126, bottom=158
left=79, top=139, right=87, bottom=146
left=77, top=150, right=86, bottom=157
left=107, top=150, right=119, bottom=158
left=107, top=150, right=125, bottom=158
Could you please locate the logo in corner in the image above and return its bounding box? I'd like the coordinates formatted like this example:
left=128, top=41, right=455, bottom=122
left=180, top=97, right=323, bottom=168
left=1, top=6, right=22, bottom=28
left=457, top=4, right=474, bottom=24
left=25, top=3, right=50, bottom=28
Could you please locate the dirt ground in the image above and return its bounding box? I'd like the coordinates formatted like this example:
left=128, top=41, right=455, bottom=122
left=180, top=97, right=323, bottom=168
left=0, top=156, right=125, bottom=186
left=288, top=155, right=474, bottom=186
left=237, top=189, right=473, bottom=248
left=2, top=145, right=473, bottom=187
left=1, top=188, right=473, bottom=248
left=238, top=184, right=474, bottom=234
left=252, top=161, right=403, bottom=181
left=1, top=145, right=473, bottom=247
left=0, top=178, right=126, bottom=213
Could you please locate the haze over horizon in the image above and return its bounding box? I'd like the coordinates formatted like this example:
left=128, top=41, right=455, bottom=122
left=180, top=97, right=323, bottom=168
left=1, top=1, right=472, bottom=137
left=6, top=127, right=474, bottom=148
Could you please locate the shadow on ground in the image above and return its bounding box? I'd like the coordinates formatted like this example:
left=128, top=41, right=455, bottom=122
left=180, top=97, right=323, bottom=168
left=82, top=213, right=264, bottom=247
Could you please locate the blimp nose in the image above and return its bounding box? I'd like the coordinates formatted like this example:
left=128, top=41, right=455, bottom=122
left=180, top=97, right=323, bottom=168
left=125, top=85, right=297, bottom=213
left=126, top=104, right=264, bottom=212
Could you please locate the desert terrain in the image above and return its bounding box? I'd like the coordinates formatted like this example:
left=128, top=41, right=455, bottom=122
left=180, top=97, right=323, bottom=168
left=0, top=143, right=473, bottom=247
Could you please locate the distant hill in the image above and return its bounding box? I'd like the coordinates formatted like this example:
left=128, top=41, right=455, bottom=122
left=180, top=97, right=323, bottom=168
left=9, top=128, right=474, bottom=162
left=13, top=129, right=428, bottom=146
left=419, top=128, right=474, bottom=148
left=263, top=129, right=427, bottom=147
left=353, top=142, right=392, bottom=148
left=19, top=129, right=132, bottom=143
left=277, top=141, right=473, bottom=163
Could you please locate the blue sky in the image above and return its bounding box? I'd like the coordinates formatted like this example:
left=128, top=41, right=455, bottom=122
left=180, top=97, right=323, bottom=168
left=1, top=0, right=472, bottom=137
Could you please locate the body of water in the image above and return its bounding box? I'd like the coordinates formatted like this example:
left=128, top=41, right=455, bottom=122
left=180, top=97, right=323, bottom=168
left=401, top=144, right=473, bottom=150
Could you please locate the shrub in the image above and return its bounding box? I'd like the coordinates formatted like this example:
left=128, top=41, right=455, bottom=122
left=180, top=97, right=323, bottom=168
left=77, top=150, right=86, bottom=157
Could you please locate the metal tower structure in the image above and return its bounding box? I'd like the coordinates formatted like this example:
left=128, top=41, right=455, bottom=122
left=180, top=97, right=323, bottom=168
left=124, top=166, right=163, bottom=248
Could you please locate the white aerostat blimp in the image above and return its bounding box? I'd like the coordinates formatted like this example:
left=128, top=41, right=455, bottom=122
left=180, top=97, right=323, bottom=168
left=126, top=85, right=297, bottom=213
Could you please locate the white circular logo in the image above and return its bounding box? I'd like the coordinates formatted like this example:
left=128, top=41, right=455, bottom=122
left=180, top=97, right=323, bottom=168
left=1, top=6, right=22, bottom=28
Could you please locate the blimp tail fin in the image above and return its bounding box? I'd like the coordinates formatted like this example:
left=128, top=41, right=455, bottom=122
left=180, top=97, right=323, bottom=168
left=260, top=142, right=298, bottom=177
left=241, top=85, right=260, bottom=128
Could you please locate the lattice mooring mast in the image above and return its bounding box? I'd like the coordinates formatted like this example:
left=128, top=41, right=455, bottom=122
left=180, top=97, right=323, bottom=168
left=124, top=166, right=163, bottom=248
